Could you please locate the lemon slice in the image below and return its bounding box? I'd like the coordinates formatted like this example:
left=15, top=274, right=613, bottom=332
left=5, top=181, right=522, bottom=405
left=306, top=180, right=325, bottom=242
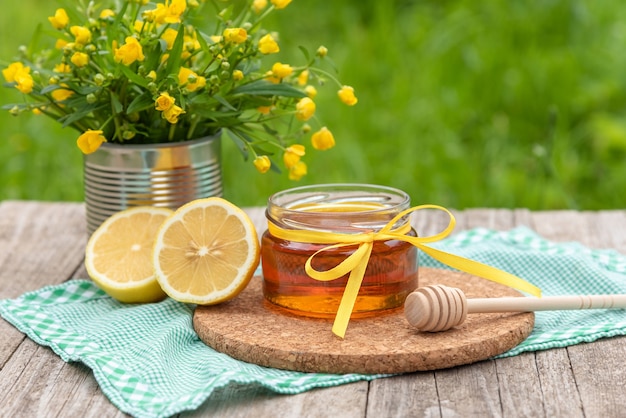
left=85, top=206, right=173, bottom=303
left=153, top=197, right=260, bottom=305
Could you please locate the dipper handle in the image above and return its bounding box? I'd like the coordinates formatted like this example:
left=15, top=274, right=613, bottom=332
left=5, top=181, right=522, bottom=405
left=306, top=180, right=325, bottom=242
left=404, top=285, right=626, bottom=332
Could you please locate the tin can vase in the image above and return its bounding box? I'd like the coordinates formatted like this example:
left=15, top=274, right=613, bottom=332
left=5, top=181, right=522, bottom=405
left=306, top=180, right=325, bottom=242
left=261, top=183, right=419, bottom=318
left=83, top=134, right=222, bottom=234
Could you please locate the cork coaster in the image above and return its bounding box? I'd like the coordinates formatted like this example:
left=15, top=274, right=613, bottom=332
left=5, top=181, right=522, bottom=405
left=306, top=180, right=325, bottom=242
left=193, top=268, right=534, bottom=374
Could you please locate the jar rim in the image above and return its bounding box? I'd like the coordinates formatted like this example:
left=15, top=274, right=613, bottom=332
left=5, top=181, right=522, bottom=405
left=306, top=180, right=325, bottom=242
left=266, top=183, right=411, bottom=232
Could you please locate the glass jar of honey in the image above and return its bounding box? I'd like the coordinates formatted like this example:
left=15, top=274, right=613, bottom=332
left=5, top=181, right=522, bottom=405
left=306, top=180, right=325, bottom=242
left=261, top=184, right=419, bottom=318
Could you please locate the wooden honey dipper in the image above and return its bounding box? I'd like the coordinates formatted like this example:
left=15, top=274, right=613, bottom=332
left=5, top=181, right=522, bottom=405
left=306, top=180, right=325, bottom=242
left=404, top=284, right=626, bottom=332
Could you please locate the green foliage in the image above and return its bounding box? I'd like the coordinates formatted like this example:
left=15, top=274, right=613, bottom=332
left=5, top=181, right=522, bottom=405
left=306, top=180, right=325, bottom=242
left=2, top=0, right=626, bottom=209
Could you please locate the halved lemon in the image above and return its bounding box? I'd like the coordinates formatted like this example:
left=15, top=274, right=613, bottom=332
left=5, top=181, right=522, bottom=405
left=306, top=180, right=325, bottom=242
left=85, top=206, right=173, bottom=303
left=153, top=197, right=260, bottom=305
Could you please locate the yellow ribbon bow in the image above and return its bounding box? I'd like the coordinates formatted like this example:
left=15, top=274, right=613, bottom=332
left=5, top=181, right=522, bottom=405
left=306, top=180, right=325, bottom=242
left=267, top=204, right=542, bottom=338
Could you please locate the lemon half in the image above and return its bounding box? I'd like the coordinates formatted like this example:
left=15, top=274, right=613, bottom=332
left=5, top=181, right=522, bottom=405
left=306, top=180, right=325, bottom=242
left=153, top=197, right=260, bottom=305
left=85, top=206, right=173, bottom=303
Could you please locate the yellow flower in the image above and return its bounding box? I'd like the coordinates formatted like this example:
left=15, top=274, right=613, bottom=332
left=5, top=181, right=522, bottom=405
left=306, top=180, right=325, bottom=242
left=338, top=85, right=358, bottom=106
left=257, top=106, right=272, bottom=114
left=114, top=37, right=145, bottom=65
left=100, top=9, right=115, bottom=19
left=232, top=70, right=244, bottom=81
left=2, top=62, right=26, bottom=83
left=283, top=144, right=305, bottom=168
left=48, top=9, right=69, bottom=30
left=252, top=0, right=268, bottom=13
left=163, top=104, right=185, bottom=123
left=70, top=26, right=92, bottom=45
left=55, top=39, right=68, bottom=50
left=150, top=0, right=186, bottom=24
left=258, top=34, right=279, bottom=54
left=3, top=63, right=34, bottom=94
left=51, top=87, right=74, bottom=102
left=288, top=161, right=307, bottom=181
left=178, top=67, right=206, bottom=92
left=133, top=20, right=145, bottom=33
left=253, top=155, right=271, bottom=173
left=155, top=92, right=175, bottom=111
left=223, top=28, right=248, bottom=44
left=167, top=0, right=187, bottom=22
left=70, top=52, right=89, bottom=67
left=271, top=0, right=293, bottom=10
left=297, top=69, right=309, bottom=86
left=14, top=71, right=34, bottom=94
left=311, top=127, right=335, bottom=150
left=161, top=28, right=179, bottom=50
left=304, top=85, right=317, bottom=98
left=147, top=70, right=157, bottom=82
left=271, top=62, right=293, bottom=80
left=77, top=130, right=107, bottom=154
left=295, top=97, right=315, bottom=121
left=54, top=63, right=71, bottom=73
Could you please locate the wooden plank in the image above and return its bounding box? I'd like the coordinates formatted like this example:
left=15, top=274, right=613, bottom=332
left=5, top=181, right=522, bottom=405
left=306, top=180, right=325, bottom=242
left=0, top=200, right=87, bottom=297
left=0, top=202, right=126, bottom=417
left=0, top=338, right=125, bottom=417
left=535, top=348, right=584, bottom=417
left=186, top=381, right=368, bottom=418
left=366, top=373, right=440, bottom=417
left=431, top=361, right=503, bottom=417
left=0, top=201, right=87, bottom=367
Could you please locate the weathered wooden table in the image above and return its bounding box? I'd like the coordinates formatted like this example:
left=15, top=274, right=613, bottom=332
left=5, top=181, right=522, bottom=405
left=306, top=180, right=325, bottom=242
left=1, top=200, right=625, bottom=417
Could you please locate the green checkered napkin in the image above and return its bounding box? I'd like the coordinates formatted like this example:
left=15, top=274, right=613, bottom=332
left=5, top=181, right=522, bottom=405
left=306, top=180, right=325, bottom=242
left=1, top=226, right=626, bottom=418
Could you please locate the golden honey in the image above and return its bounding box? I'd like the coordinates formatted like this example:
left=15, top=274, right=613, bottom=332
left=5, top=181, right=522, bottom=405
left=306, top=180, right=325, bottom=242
left=261, top=184, right=419, bottom=318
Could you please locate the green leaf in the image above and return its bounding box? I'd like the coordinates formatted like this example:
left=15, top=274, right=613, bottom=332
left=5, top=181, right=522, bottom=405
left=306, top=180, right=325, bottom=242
left=126, top=92, right=154, bottom=114
left=119, top=65, right=149, bottom=88
left=223, top=128, right=250, bottom=160
left=298, top=45, right=311, bottom=62
left=164, top=27, right=185, bottom=76
left=212, top=94, right=237, bottom=111
left=232, top=80, right=307, bottom=98
left=110, top=92, right=123, bottom=114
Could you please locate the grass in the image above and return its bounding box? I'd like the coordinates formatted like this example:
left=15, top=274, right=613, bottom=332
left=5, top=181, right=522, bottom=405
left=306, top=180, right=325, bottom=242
left=2, top=0, right=626, bottom=209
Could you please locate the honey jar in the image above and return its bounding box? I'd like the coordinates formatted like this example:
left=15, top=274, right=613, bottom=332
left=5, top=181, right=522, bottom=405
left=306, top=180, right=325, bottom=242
left=261, top=184, right=419, bottom=318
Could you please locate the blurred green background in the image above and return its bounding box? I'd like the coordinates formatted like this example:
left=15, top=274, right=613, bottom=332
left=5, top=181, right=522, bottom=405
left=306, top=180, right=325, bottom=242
left=2, top=0, right=626, bottom=209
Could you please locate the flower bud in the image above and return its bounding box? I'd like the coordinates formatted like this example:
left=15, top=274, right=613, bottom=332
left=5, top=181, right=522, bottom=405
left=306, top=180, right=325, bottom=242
left=85, top=44, right=96, bottom=53
left=221, top=61, right=230, bottom=70
left=316, top=45, right=328, bottom=58
left=94, top=73, right=105, bottom=85
left=9, top=106, right=20, bottom=116
left=242, top=22, right=252, bottom=31
left=86, top=93, right=97, bottom=104
left=147, top=82, right=158, bottom=94
left=122, top=130, right=136, bottom=140
left=49, top=76, right=59, bottom=84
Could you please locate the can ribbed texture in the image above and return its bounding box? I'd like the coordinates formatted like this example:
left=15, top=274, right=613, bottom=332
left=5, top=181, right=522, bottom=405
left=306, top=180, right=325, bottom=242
left=83, top=135, right=222, bottom=234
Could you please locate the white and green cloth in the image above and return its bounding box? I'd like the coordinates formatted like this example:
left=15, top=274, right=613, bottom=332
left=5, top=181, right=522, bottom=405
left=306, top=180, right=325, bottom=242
left=1, top=226, right=625, bottom=418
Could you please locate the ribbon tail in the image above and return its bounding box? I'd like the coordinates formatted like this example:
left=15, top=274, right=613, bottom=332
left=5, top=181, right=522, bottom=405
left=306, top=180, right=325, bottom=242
left=417, top=244, right=542, bottom=297
left=331, top=242, right=373, bottom=339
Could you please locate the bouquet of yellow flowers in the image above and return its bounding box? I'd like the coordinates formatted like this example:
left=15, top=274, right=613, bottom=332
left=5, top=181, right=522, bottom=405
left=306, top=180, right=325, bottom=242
left=1, top=0, right=357, bottom=180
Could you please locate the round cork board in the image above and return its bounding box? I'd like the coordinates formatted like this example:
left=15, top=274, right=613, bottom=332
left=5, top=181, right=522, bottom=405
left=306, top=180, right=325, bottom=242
left=193, top=268, right=534, bottom=374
